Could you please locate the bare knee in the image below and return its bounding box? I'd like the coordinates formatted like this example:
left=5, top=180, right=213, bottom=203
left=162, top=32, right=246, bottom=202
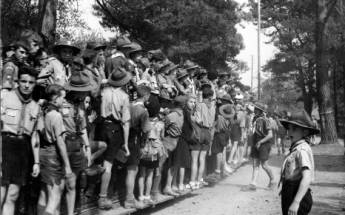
left=6, top=185, right=20, bottom=202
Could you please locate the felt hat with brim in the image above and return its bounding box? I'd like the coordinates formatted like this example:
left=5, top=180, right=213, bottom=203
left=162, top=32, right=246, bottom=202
left=116, top=36, right=132, bottom=49
left=177, top=69, right=189, bottom=80
left=280, top=110, right=320, bottom=135
left=53, top=40, right=80, bottom=55
left=183, top=60, right=199, bottom=71
left=148, top=49, right=166, bottom=61
left=86, top=41, right=106, bottom=51
left=253, top=102, right=267, bottom=113
left=219, top=104, right=235, bottom=119
left=72, top=57, right=85, bottom=68
left=126, top=43, right=146, bottom=58
left=220, top=94, right=233, bottom=104
left=164, top=63, right=179, bottom=75
left=108, top=67, right=132, bottom=87
left=64, top=71, right=97, bottom=92
left=246, top=104, right=255, bottom=112
left=158, top=60, right=173, bottom=73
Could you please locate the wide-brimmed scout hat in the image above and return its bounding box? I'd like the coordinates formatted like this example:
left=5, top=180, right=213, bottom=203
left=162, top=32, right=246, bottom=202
left=72, top=57, right=85, bottom=68
left=64, top=70, right=98, bottom=92
left=86, top=41, right=106, bottom=51
left=253, top=102, right=267, bottom=113
left=164, top=63, right=179, bottom=75
left=219, top=104, right=235, bottom=119
left=280, top=110, right=320, bottom=135
left=123, top=42, right=145, bottom=57
left=148, top=49, right=166, bottom=61
left=246, top=104, right=255, bottom=112
left=219, top=94, right=233, bottom=104
left=176, top=68, right=189, bottom=80
left=53, top=40, right=80, bottom=55
left=107, top=67, right=132, bottom=87
left=183, top=60, right=199, bottom=71
left=116, top=36, right=132, bottom=48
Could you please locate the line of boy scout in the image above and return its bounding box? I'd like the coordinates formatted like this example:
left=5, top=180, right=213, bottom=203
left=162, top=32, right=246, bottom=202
left=1, top=30, right=318, bottom=215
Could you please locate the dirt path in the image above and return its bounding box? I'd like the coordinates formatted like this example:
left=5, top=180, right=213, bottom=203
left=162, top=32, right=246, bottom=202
left=137, top=144, right=345, bottom=215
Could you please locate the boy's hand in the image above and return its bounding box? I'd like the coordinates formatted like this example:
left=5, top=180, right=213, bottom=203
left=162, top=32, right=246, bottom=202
left=288, top=201, right=299, bottom=215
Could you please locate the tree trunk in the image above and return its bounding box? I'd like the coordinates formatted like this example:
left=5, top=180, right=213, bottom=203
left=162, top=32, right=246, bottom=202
left=332, top=64, right=339, bottom=132
left=38, top=0, right=57, bottom=45
left=0, top=0, right=2, bottom=212
left=315, top=0, right=338, bottom=144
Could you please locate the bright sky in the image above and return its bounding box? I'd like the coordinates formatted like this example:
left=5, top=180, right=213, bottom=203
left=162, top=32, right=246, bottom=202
left=80, top=0, right=277, bottom=88
left=234, top=0, right=277, bottom=88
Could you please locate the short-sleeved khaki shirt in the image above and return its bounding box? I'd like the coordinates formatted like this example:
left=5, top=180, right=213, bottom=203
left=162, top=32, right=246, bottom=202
left=281, top=139, right=315, bottom=182
left=100, top=86, right=131, bottom=123
left=37, top=109, right=66, bottom=143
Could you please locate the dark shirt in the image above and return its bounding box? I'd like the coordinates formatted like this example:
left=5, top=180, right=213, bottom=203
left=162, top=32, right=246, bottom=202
left=253, top=116, right=272, bottom=144
left=129, top=101, right=151, bottom=144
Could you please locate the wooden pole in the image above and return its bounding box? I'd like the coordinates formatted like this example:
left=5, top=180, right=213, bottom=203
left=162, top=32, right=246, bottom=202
left=257, top=0, right=261, bottom=100
left=251, top=55, right=254, bottom=91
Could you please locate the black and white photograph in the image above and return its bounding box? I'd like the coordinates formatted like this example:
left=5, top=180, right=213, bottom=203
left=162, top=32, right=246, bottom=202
left=0, top=0, right=344, bottom=214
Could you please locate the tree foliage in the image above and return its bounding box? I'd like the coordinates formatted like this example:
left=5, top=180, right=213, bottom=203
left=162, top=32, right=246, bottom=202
left=249, top=0, right=344, bottom=142
left=93, top=0, right=244, bottom=71
left=1, top=0, right=87, bottom=45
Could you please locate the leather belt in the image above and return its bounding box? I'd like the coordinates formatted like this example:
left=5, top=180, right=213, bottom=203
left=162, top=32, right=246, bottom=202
left=2, top=132, right=29, bottom=140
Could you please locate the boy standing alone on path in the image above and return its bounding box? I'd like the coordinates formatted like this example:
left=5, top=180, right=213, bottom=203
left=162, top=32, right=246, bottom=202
left=245, top=102, right=276, bottom=191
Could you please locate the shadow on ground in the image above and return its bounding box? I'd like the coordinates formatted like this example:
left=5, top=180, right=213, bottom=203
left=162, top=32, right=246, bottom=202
left=133, top=193, right=198, bottom=215
left=311, top=195, right=345, bottom=215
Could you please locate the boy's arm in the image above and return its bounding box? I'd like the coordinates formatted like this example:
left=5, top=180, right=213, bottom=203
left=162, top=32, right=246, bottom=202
left=288, top=170, right=312, bottom=214
left=256, top=129, right=273, bottom=148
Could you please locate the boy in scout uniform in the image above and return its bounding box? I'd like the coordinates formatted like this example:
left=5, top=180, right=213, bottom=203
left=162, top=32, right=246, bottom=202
left=1, top=65, right=40, bottom=215
left=279, top=110, right=318, bottom=215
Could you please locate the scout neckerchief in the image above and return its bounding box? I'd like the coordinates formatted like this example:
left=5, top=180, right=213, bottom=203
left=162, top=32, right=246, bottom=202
left=278, top=139, right=306, bottom=187
left=15, top=88, right=33, bottom=135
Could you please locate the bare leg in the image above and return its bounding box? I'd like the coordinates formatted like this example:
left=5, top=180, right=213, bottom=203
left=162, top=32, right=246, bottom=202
left=228, top=141, right=238, bottom=164
left=215, top=153, right=223, bottom=173
left=1, top=186, right=8, bottom=208
left=151, top=156, right=167, bottom=196
left=261, top=160, right=274, bottom=183
left=91, top=141, right=107, bottom=163
left=138, top=166, right=146, bottom=198
left=2, top=184, right=20, bottom=215
left=197, top=151, right=207, bottom=181
left=190, top=150, right=200, bottom=183
left=144, top=169, right=154, bottom=196
left=126, top=165, right=138, bottom=200
left=44, top=181, right=65, bottom=214
left=99, top=160, right=113, bottom=198
left=65, top=173, right=77, bottom=215
left=178, top=168, right=185, bottom=188
left=164, top=166, right=176, bottom=191
left=250, top=159, right=260, bottom=186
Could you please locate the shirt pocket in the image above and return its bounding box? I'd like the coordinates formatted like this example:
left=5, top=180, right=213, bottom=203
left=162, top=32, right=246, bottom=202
left=3, top=107, right=21, bottom=126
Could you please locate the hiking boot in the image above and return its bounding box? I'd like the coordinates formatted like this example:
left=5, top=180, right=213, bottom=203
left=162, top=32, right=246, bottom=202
left=124, top=198, right=145, bottom=209
left=98, top=197, right=113, bottom=210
